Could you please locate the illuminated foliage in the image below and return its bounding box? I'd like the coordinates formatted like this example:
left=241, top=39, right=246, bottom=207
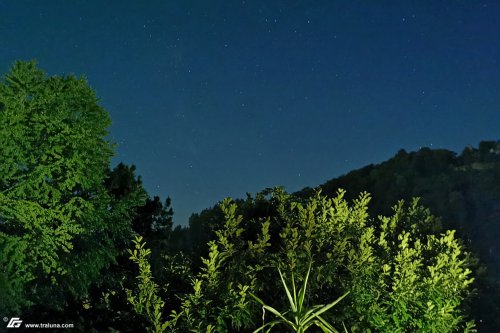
left=0, top=61, right=145, bottom=313
left=129, top=189, right=475, bottom=332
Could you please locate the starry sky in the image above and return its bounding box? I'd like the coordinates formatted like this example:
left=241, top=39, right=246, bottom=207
left=1, top=1, right=499, bottom=225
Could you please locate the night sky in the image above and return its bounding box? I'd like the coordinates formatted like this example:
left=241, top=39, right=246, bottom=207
left=2, top=1, right=499, bottom=225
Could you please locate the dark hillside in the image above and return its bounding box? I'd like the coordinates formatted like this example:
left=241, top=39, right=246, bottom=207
left=296, top=141, right=500, bottom=331
left=300, top=142, right=500, bottom=272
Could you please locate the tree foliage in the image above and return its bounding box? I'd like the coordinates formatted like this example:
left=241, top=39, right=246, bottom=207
left=0, top=61, right=145, bottom=313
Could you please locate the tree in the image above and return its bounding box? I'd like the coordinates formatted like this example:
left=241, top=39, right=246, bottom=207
left=0, top=61, right=145, bottom=313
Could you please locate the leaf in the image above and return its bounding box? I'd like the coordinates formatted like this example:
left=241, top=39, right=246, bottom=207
left=278, top=267, right=297, bottom=313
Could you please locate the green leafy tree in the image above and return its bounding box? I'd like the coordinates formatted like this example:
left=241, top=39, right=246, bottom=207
left=0, top=61, right=145, bottom=313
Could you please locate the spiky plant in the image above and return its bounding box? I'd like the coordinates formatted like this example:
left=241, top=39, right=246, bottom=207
left=250, top=262, right=349, bottom=333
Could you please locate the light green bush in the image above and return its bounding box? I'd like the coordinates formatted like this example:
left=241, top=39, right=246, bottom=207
left=128, top=189, right=475, bottom=332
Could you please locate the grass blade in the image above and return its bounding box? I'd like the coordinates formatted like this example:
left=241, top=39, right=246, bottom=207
left=302, top=292, right=349, bottom=326
left=297, top=261, right=312, bottom=314
left=315, top=316, right=340, bottom=333
left=249, top=292, right=266, bottom=306
left=262, top=305, right=296, bottom=329
left=278, top=267, right=297, bottom=313
left=252, top=320, right=280, bottom=333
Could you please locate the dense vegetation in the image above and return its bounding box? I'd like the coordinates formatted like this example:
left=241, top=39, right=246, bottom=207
left=128, top=190, right=475, bottom=332
left=0, top=61, right=145, bottom=314
left=0, top=62, right=496, bottom=332
left=298, top=142, right=500, bottom=331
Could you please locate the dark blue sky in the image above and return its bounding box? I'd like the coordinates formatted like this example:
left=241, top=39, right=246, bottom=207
left=2, top=1, right=499, bottom=225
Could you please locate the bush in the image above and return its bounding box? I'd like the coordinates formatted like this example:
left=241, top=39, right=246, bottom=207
left=128, top=189, right=475, bottom=332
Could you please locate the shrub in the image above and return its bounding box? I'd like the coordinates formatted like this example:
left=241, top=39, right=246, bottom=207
left=128, top=189, right=475, bottom=332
